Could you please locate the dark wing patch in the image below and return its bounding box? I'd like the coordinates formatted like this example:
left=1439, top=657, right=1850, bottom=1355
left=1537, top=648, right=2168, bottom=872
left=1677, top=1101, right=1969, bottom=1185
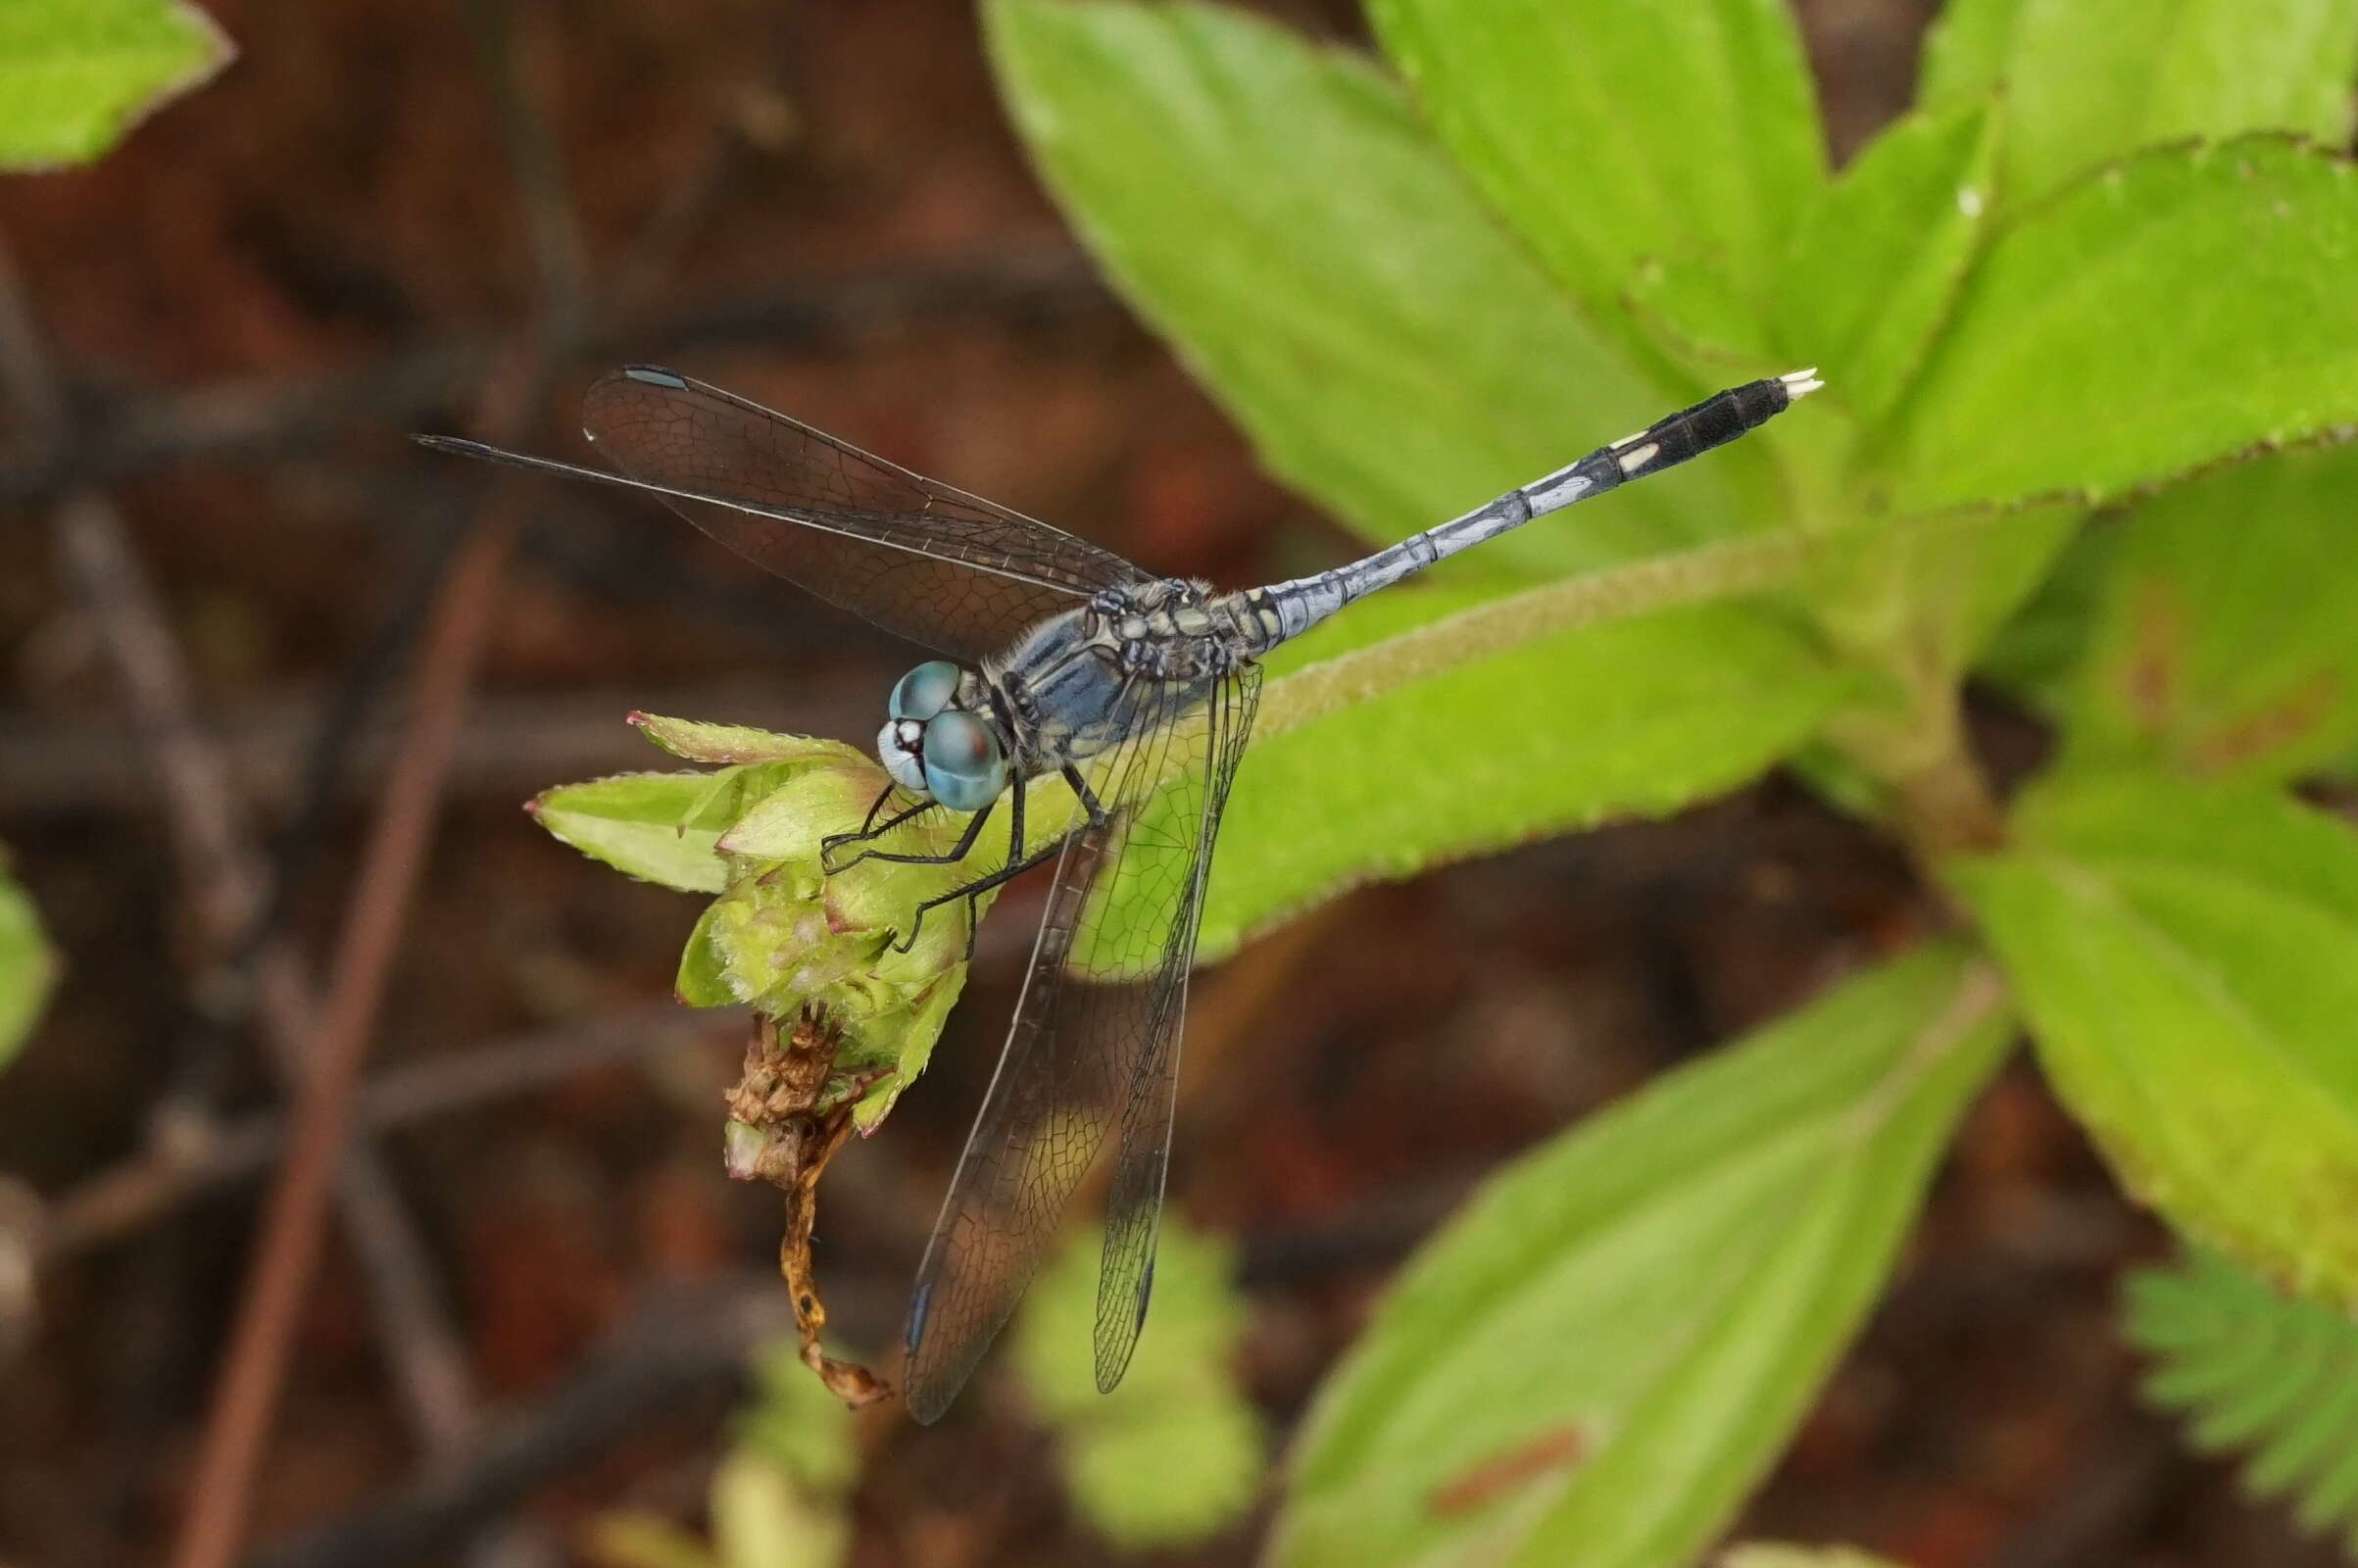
left=900, top=664, right=1258, bottom=1421
left=581, top=367, right=1145, bottom=660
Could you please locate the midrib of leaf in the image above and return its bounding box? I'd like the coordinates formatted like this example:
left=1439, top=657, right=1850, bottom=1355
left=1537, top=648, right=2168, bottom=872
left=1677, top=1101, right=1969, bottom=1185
left=1847, top=955, right=2012, bottom=1129
left=1452, top=1128, right=1823, bottom=1454
left=1514, top=956, right=2010, bottom=1565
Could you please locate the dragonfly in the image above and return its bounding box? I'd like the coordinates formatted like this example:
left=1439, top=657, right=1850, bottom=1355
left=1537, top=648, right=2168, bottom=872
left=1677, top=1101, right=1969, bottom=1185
left=418, top=362, right=1820, bottom=1422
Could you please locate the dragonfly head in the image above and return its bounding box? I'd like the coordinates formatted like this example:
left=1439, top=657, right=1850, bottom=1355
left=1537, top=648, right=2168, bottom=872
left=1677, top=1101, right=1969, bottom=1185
left=880, top=660, right=1007, bottom=812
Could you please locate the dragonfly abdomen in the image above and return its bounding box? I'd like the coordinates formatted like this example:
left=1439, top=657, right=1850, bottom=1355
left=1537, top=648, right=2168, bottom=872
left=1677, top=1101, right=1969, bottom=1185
left=1251, top=368, right=1821, bottom=646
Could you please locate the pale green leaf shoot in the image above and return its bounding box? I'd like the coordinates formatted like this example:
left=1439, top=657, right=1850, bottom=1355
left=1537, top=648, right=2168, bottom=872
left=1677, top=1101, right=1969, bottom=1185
left=0, top=0, right=232, bottom=170
left=2126, top=1249, right=2358, bottom=1554
left=1015, top=1219, right=1262, bottom=1549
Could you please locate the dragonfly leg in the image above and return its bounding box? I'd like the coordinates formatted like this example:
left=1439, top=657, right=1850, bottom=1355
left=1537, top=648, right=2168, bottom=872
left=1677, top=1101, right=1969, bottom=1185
left=895, top=773, right=1043, bottom=956
left=850, top=795, right=995, bottom=871
left=895, top=838, right=1063, bottom=955
left=892, top=766, right=1102, bottom=956
left=1066, top=763, right=1108, bottom=828
left=820, top=788, right=934, bottom=874
left=956, top=769, right=1041, bottom=959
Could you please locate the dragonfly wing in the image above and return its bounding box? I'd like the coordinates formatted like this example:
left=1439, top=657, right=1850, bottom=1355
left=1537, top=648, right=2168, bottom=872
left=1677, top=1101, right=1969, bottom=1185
left=580, top=366, right=1147, bottom=660
left=901, top=668, right=1252, bottom=1422
left=1092, top=662, right=1258, bottom=1393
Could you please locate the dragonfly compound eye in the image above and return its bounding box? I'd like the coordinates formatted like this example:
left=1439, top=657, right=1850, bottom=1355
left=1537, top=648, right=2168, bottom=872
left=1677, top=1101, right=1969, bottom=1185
left=889, top=660, right=961, bottom=721
left=879, top=718, right=929, bottom=796
left=919, top=710, right=1008, bottom=811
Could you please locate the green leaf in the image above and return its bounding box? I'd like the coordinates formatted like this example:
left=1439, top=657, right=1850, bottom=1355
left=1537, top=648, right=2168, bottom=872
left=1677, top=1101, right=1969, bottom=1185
left=2125, top=1250, right=2358, bottom=1554
left=1805, top=500, right=2082, bottom=722
left=1974, top=519, right=2118, bottom=712
left=1091, top=584, right=1851, bottom=973
left=1272, top=941, right=2013, bottom=1568
left=1890, top=138, right=2358, bottom=514
left=1918, top=0, right=2358, bottom=206
left=0, top=859, right=57, bottom=1071
left=674, top=903, right=735, bottom=1007
left=709, top=1451, right=851, bottom=1568
left=1948, top=772, right=2358, bottom=1307
left=629, top=711, right=817, bottom=764
left=531, top=771, right=740, bottom=894
left=0, top=0, right=231, bottom=170
left=986, top=0, right=1754, bottom=573
left=583, top=1513, right=716, bottom=1568
left=1370, top=0, right=1823, bottom=359
left=735, top=1337, right=861, bottom=1494
left=1773, top=95, right=2004, bottom=430
left=2058, top=442, right=2358, bottom=785
left=1015, top=1219, right=1262, bottom=1550
left=531, top=735, right=851, bottom=893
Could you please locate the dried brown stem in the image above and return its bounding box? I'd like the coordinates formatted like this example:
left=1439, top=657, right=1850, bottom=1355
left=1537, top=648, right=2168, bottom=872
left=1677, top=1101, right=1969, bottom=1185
left=725, top=1012, right=893, bottom=1407
left=38, top=1002, right=731, bottom=1259
left=0, top=247, right=1105, bottom=511
left=170, top=0, right=604, bottom=1551
left=169, top=487, right=523, bottom=1568
left=0, top=236, right=488, bottom=1470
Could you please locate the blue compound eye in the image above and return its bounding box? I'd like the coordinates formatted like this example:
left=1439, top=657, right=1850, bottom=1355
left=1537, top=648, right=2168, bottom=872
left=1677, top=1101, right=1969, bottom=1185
left=889, top=661, right=960, bottom=722
left=920, top=710, right=1008, bottom=812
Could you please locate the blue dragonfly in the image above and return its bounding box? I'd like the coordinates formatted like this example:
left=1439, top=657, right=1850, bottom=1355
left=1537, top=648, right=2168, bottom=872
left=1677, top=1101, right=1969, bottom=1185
left=420, top=363, right=1820, bottom=1420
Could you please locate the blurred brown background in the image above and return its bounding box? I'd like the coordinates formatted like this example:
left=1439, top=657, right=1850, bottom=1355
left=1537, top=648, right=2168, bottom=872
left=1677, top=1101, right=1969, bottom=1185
left=0, top=1, right=2336, bottom=1563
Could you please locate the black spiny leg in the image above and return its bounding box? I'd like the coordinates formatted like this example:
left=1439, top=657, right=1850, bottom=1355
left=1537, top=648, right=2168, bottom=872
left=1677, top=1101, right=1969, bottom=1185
left=890, top=774, right=1022, bottom=956
left=894, top=765, right=1107, bottom=956
left=821, top=786, right=936, bottom=874
left=851, top=795, right=997, bottom=872
left=1065, top=763, right=1108, bottom=829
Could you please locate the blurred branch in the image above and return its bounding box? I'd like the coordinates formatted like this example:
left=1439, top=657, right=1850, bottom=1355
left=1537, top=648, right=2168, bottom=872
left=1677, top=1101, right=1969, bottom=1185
left=0, top=238, right=490, bottom=1461
left=37, top=1002, right=742, bottom=1260
left=244, top=1173, right=1484, bottom=1568
left=0, top=678, right=875, bottom=814
left=462, top=0, right=589, bottom=350
left=169, top=361, right=535, bottom=1568
left=170, top=0, right=603, bottom=1550
left=251, top=1277, right=810, bottom=1568
left=0, top=247, right=1108, bottom=511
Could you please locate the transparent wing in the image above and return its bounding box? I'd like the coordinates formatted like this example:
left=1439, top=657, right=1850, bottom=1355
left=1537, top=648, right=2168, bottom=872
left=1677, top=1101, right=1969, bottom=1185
left=900, top=663, right=1260, bottom=1423
left=1092, top=661, right=1258, bottom=1393
left=579, top=368, right=1146, bottom=661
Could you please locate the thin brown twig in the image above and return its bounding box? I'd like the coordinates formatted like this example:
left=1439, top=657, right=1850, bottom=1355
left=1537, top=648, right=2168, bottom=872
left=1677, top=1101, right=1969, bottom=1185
left=0, top=238, right=490, bottom=1457
left=36, top=1002, right=737, bottom=1258
left=252, top=1276, right=810, bottom=1568
left=171, top=497, right=524, bottom=1568
left=0, top=246, right=1106, bottom=510
left=172, top=1, right=595, bottom=1555
left=0, top=676, right=874, bottom=814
